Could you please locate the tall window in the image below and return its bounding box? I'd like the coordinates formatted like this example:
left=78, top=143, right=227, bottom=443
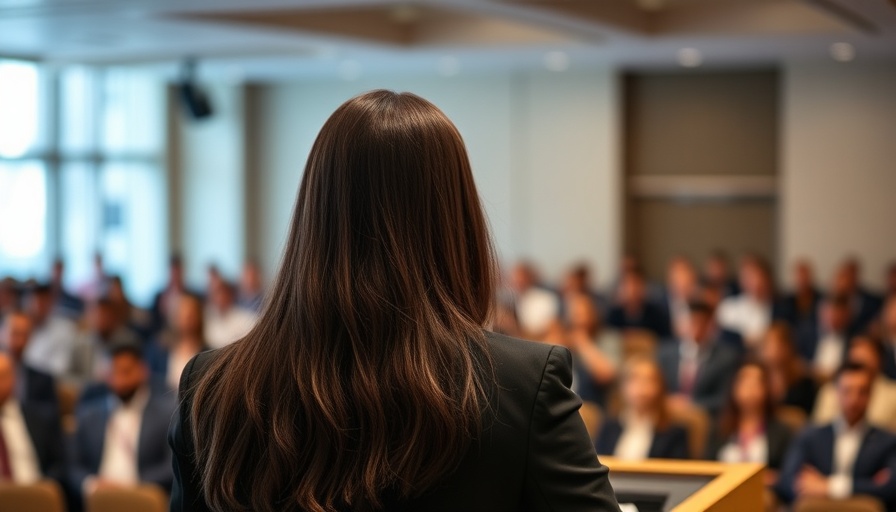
left=0, top=60, right=167, bottom=306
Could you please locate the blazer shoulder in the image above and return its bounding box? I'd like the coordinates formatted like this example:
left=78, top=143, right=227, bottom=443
left=483, top=331, right=566, bottom=382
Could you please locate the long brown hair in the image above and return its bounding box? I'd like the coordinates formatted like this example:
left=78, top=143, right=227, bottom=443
left=718, top=360, right=775, bottom=440
left=189, top=90, right=497, bottom=511
left=620, top=355, right=671, bottom=431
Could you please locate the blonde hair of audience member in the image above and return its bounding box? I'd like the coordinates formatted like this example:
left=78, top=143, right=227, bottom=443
left=620, top=355, right=670, bottom=431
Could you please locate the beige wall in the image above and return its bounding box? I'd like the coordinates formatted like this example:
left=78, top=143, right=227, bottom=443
left=780, top=62, right=896, bottom=290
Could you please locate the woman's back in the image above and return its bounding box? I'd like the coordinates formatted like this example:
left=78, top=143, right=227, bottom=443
left=168, top=90, right=618, bottom=511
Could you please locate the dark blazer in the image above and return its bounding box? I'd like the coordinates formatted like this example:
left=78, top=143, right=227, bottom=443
left=775, top=423, right=896, bottom=506
left=775, top=289, right=821, bottom=328
left=657, top=341, right=740, bottom=414
left=850, top=289, right=883, bottom=336
left=70, top=390, right=176, bottom=497
left=595, top=418, right=689, bottom=460
left=706, top=419, right=792, bottom=470
left=20, top=402, right=66, bottom=483
left=169, top=332, right=621, bottom=512
left=794, top=323, right=850, bottom=365
left=883, top=344, right=896, bottom=381
left=19, top=363, right=59, bottom=409
left=606, top=301, right=671, bottom=338
left=782, top=375, right=819, bottom=416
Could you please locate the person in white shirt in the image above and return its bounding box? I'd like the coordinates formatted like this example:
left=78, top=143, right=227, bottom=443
left=0, top=352, right=65, bottom=485
left=716, top=256, right=776, bottom=350
left=204, top=280, right=257, bottom=350
left=506, top=262, right=560, bottom=340
left=776, top=362, right=896, bottom=508
left=70, top=343, right=175, bottom=502
left=801, top=294, right=852, bottom=381
left=812, top=336, right=896, bottom=432
left=22, top=285, right=78, bottom=377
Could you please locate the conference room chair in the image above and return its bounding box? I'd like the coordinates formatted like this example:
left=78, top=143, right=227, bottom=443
left=579, top=400, right=603, bottom=440
left=794, top=495, right=884, bottom=512
left=87, top=484, right=168, bottom=512
left=775, top=404, right=808, bottom=434
left=57, top=382, right=79, bottom=433
left=0, top=480, right=66, bottom=512
left=666, top=399, right=709, bottom=460
left=621, top=329, right=658, bottom=360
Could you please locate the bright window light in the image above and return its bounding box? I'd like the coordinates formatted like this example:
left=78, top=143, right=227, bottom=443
left=0, top=61, right=40, bottom=158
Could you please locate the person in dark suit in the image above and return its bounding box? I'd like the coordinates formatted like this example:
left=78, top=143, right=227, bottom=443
left=0, top=352, right=66, bottom=484
left=0, top=310, right=59, bottom=408
left=831, top=258, right=883, bottom=337
left=776, top=362, right=896, bottom=509
left=758, top=323, right=818, bottom=415
left=706, top=361, right=793, bottom=486
left=169, top=91, right=619, bottom=512
left=797, top=294, right=852, bottom=381
left=776, top=259, right=821, bottom=330
left=658, top=300, right=740, bottom=415
left=595, top=356, right=689, bottom=460
left=149, top=254, right=200, bottom=336
left=880, top=296, right=896, bottom=380
left=71, top=342, right=175, bottom=503
left=606, top=269, right=671, bottom=338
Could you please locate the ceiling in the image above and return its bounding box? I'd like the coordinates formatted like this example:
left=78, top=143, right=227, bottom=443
left=0, top=0, right=894, bottom=80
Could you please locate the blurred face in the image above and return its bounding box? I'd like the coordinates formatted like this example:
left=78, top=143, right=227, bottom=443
left=1, top=313, right=32, bottom=360
left=832, top=264, right=858, bottom=295
left=619, top=274, right=645, bottom=306
left=837, top=370, right=872, bottom=426
left=705, top=257, right=728, bottom=284
left=170, top=263, right=184, bottom=288
left=760, top=330, right=790, bottom=367
left=794, top=261, right=813, bottom=290
left=823, top=302, right=850, bottom=332
left=28, top=293, right=53, bottom=323
left=740, top=263, right=769, bottom=298
left=733, top=365, right=767, bottom=413
left=848, top=340, right=881, bottom=375
left=668, top=260, right=696, bottom=298
left=89, top=304, right=116, bottom=334
left=509, top=264, right=535, bottom=294
left=211, top=283, right=235, bottom=312
left=242, top=263, right=262, bottom=293
left=564, top=272, right=586, bottom=295
left=107, top=352, right=147, bottom=402
left=108, top=280, right=125, bottom=302
left=568, top=295, right=598, bottom=333
left=687, top=311, right=713, bottom=344
left=177, top=297, right=202, bottom=335
left=624, top=360, right=662, bottom=413
left=0, top=354, right=14, bottom=404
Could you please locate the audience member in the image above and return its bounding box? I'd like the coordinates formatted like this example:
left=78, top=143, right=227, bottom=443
left=0, top=278, right=20, bottom=320
left=205, top=263, right=223, bottom=304
left=238, top=260, right=265, bottom=312
left=759, top=323, right=818, bottom=415
left=204, top=280, right=257, bottom=350
left=606, top=269, right=669, bottom=338
left=149, top=294, right=207, bottom=390
left=595, top=356, right=689, bottom=460
left=555, top=293, right=619, bottom=409
left=701, top=250, right=739, bottom=298
left=106, top=275, right=151, bottom=337
left=798, top=294, right=852, bottom=381
left=505, top=261, right=560, bottom=340
left=0, top=311, right=58, bottom=408
left=0, top=352, right=65, bottom=485
left=707, top=361, right=793, bottom=485
left=776, top=362, right=896, bottom=509
left=881, top=296, right=896, bottom=380
left=778, top=259, right=821, bottom=329
left=659, top=257, right=699, bottom=339
left=22, top=284, right=78, bottom=377
left=150, top=254, right=193, bottom=334
left=831, top=258, right=883, bottom=337
left=716, top=256, right=776, bottom=350
left=76, top=253, right=110, bottom=302
left=69, top=298, right=142, bottom=387
left=49, top=258, right=84, bottom=319
left=658, top=300, right=740, bottom=414
left=561, top=263, right=606, bottom=317
left=812, top=336, right=896, bottom=432
left=70, top=343, right=175, bottom=502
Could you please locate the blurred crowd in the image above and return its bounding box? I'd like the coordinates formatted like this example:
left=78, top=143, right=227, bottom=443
left=2, top=250, right=896, bottom=510
left=494, top=253, right=896, bottom=510
left=0, top=254, right=262, bottom=511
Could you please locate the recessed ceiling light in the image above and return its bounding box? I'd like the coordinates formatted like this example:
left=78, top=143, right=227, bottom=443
left=544, top=51, right=570, bottom=72
left=437, top=56, right=460, bottom=77
left=339, top=60, right=362, bottom=81
left=677, top=48, right=702, bottom=68
left=830, top=42, right=855, bottom=62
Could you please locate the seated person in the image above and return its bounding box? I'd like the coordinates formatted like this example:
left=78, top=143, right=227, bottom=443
left=22, top=284, right=78, bottom=378
left=759, top=323, right=818, bottom=415
left=504, top=262, right=560, bottom=340
left=70, top=342, right=175, bottom=502
left=797, top=294, right=852, bottom=381
left=0, top=352, right=65, bottom=484
left=716, top=256, right=776, bottom=350
left=706, top=360, right=793, bottom=486
left=658, top=300, right=740, bottom=415
left=204, top=280, right=257, bottom=350
left=69, top=297, right=142, bottom=387
left=776, top=362, right=896, bottom=509
left=147, top=293, right=208, bottom=391
left=595, top=355, right=689, bottom=460
left=0, top=310, right=58, bottom=408
left=812, top=336, right=896, bottom=432
left=606, top=269, right=670, bottom=338
left=880, top=296, right=896, bottom=380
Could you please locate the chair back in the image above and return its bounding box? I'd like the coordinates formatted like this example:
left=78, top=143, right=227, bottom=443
left=666, top=399, right=710, bottom=459
left=87, top=484, right=169, bottom=512
left=0, top=480, right=65, bottom=512
left=578, top=400, right=603, bottom=441
left=794, top=496, right=884, bottom=512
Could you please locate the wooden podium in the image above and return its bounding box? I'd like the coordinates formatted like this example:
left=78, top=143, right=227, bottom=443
left=603, top=457, right=765, bottom=512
